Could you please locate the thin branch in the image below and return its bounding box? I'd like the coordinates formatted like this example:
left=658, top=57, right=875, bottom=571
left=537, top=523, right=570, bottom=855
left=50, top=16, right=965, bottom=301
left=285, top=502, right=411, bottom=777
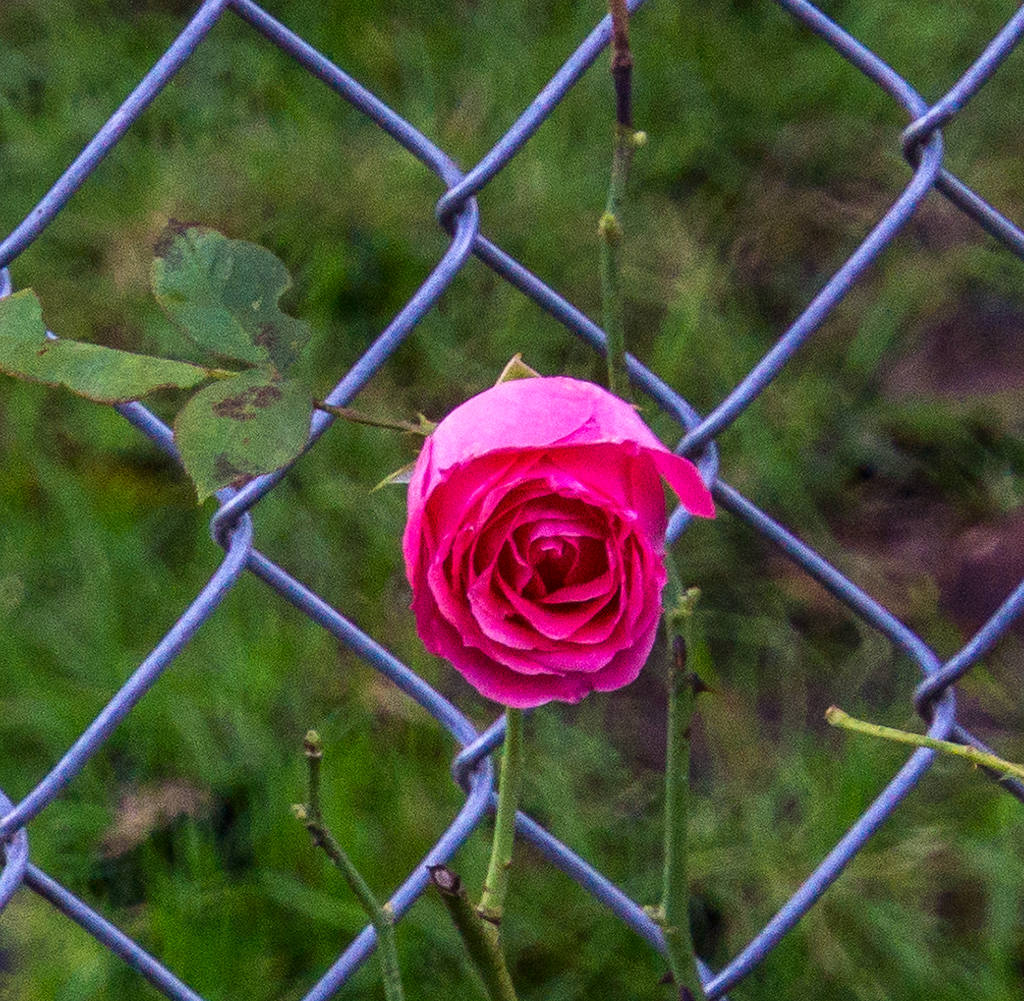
left=294, top=731, right=405, bottom=1001
left=600, top=0, right=645, bottom=400
left=826, top=707, right=1024, bottom=781
left=316, top=403, right=435, bottom=436
left=608, top=0, right=633, bottom=128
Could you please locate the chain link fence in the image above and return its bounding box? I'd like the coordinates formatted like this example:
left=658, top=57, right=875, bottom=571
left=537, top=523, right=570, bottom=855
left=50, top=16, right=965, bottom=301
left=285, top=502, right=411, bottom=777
left=2, top=0, right=1024, bottom=998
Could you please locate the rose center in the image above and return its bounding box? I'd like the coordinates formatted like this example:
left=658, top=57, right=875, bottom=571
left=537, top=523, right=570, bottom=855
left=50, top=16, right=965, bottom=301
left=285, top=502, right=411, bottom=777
left=520, top=533, right=607, bottom=599
left=533, top=540, right=576, bottom=591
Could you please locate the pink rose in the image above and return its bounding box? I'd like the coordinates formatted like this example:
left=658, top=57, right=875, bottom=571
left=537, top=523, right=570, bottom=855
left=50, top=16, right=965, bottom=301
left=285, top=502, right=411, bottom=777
left=403, top=376, right=715, bottom=708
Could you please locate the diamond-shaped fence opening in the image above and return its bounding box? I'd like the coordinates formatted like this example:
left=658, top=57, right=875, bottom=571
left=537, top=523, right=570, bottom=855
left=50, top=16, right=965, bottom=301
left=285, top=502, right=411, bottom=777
left=2, top=1, right=1024, bottom=998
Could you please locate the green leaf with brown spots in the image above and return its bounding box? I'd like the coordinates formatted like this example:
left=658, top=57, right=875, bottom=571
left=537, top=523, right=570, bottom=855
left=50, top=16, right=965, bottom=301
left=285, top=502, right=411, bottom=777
left=0, top=289, right=214, bottom=403
left=152, top=224, right=312, bottom=373
left=173, top=366, right=313, bottom=501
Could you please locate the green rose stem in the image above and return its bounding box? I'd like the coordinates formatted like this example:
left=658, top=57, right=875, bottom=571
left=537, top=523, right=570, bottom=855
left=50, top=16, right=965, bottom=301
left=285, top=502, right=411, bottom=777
left=294, top=731, right=404, bottom=1001
left=599, top=0, right=645, bottom=402
left=428, top=866, right=518, bottom=1001
left=660, top=571, right=708, bottom=1001
left=826, top=706, right=1024, bottom=781
left=478, top=708, right=524, bottom=927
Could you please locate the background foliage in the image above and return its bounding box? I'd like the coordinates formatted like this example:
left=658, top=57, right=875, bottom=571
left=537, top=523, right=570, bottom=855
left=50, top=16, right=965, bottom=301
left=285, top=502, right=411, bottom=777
left=2, top=0, right=1024, bottom=997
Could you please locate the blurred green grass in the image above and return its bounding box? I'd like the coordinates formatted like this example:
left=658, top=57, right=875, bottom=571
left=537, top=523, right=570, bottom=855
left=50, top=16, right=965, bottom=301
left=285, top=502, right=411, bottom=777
left=2, top=0, right=1024, bottom=998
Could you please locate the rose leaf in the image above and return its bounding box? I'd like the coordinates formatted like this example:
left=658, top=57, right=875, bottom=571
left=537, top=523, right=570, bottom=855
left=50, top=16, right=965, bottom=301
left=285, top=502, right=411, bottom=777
left=153, top=224, right=312, bottom=373
left=0, top=289, right=214, bottom=403
left=174, top=366, right=314, bottom=502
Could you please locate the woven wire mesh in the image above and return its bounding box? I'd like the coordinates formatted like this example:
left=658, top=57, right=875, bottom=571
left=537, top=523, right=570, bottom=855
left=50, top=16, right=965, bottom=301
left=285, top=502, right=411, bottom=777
left=2, top=0, right=1024, bottom=997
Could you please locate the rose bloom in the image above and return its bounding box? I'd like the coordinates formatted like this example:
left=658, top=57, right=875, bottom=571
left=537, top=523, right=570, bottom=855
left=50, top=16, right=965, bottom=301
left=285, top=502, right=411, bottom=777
left=403, top=376, right=715, bottom=708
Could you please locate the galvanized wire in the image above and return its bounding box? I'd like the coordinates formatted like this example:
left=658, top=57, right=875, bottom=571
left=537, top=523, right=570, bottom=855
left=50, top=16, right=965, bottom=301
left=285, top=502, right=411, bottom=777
left=2, top=1, right=1024, bottom=998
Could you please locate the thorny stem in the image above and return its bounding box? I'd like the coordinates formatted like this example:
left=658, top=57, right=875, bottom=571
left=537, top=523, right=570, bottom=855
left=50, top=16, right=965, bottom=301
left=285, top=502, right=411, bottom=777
left=294, top=731, right=404, bottom=1001
left=660, top=571, right=708, bottom=1000
left=429, top=866, right=519, bottom=1001
left=826, top=707, right=1024, bottom=781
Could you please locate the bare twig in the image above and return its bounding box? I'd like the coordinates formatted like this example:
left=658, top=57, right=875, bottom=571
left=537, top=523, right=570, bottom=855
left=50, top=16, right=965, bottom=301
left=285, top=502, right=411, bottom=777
left=294, top=731, right=404, bottom=1001
left=608, top=0, right=633, bottom=128
left=600, top=0, right=645, bottom=400
left=826, top=707, right=1024, bottom=780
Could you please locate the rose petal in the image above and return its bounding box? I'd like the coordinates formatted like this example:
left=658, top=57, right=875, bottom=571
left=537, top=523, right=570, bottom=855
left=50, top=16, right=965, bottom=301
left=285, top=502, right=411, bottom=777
left=406, top=378, right=715, bottom=522
left=649, top=449, right=717, bottom=519
left=493, top=573, right=609, bottom=642
left=417, top=378, right=667, bottom=477
left=417, top=586, right=664, bottom=708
